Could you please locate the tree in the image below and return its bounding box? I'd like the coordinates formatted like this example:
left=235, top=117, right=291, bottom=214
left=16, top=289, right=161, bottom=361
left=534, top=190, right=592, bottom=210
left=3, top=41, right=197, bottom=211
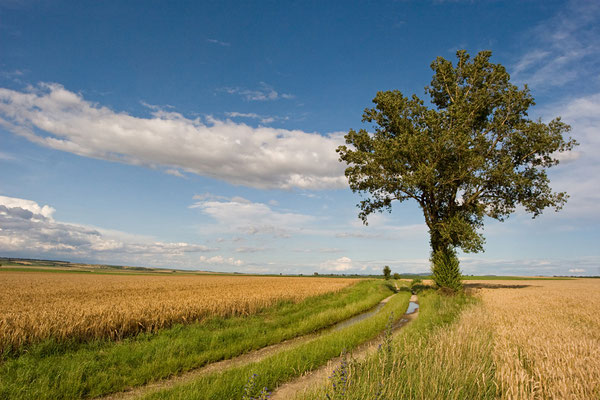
left=383, top=265, right=391, bottom=280
left=337, top=50, right=577, bottom=291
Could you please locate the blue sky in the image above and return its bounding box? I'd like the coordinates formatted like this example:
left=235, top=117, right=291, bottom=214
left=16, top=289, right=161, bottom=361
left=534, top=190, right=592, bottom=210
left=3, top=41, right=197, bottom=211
left=1, top=0, right=599, bottom=276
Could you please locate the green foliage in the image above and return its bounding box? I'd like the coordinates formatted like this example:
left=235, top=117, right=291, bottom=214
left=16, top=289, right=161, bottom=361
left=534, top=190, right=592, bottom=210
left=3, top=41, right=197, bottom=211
left=338, top=50, right=577, bottom=282
left=392, top=273, right=401, bottom=280
left=431, top=249, right=463, bottom=292
left=409, top=277, right=428, bottom=294
left=383, top=265, right=391, bottom=280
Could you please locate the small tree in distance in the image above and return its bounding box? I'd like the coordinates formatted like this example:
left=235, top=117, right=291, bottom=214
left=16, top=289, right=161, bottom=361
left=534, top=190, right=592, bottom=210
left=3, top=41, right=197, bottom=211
left=338, top=50, right=577, bottom=291
left=383, top=265, right=391, bottom=280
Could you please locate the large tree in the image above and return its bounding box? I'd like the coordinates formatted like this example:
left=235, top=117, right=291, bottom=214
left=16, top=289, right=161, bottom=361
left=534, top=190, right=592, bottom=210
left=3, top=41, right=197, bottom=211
left=337, top=50, right=577, bottom=290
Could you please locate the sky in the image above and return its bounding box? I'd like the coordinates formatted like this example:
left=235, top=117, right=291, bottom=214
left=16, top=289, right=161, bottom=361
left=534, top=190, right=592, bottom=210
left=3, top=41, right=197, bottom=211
left=1, top=0, right=599, bottom=276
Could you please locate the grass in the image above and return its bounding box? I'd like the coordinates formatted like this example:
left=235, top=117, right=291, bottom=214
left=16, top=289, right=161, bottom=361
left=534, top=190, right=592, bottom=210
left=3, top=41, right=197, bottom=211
left=0, top=280, right=391, bottom=400
left=297, top=289, right=494, bottom=400
left=142, top=286, right=412, bottom=399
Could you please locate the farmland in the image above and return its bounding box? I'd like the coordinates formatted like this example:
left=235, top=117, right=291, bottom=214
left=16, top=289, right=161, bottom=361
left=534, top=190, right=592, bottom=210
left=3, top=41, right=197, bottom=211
left=0, top=270, right=356, bottom=353
left=1, top=266, right=598, bottom=400
left=295, top=278, right=600, bottom=400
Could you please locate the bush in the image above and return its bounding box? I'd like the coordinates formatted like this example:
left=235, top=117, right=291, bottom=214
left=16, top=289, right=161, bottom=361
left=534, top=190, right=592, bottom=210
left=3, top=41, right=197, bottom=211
left=431, top=249, right=462, bottom=292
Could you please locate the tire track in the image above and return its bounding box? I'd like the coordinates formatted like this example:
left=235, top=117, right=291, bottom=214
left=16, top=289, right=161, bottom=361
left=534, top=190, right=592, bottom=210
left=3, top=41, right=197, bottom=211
left=99, top=293, right=399, bottom=400
left=270, top=294, right=419, bottom=400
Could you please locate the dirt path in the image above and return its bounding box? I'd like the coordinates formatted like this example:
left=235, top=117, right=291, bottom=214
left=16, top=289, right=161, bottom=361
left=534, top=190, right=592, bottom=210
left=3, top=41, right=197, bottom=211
left=99, top=293, right=398, bottom=400
left=270, top=294, right=419, bottom=400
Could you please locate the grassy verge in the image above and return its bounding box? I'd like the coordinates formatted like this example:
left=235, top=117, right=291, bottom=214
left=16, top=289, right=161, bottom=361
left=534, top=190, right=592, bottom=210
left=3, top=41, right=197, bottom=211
left=298, top=290, right=497, bottom=400
left=0, top=280, right=391, bottom=400
left=143, top=287, right=412, bottom=400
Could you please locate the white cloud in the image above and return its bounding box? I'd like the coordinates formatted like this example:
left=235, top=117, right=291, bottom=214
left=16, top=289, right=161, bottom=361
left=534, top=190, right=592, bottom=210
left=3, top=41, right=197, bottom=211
left=206, top=38, right=230, bottom=47
left=0, top=151, right=15, bottom=161
left=512, top=1, right=600, bottom=89
left=320, top=256, right=354, bottom=271
left=0, top=83, right=346, bottom=190
left=190, top=195, right=313, bottom=238
left=165, top=168, right=185, bottom=178
left=338, top=217, right=428, bottom=241
left=198, top=255, right=243, bottom=266
left=538, top=93, right=600, bottom=219
left=221, top=82, right=294, bottom=101
left=568, top=268, right=585, bottom=273
left=0, top=195, right=55, bottom=218
left=225, top=111, right=277, bottom=125
left=0, top=195, right=237, bottom=268
left=335, top=231, right=384, bottom=239
left=235, top=246, right=266, bottom=253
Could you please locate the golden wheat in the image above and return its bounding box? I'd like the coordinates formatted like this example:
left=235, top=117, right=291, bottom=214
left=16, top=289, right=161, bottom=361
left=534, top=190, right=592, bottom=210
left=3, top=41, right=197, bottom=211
left=471, top=279, right=600, bottom=400
left=0, top=272, right=355, bottom=352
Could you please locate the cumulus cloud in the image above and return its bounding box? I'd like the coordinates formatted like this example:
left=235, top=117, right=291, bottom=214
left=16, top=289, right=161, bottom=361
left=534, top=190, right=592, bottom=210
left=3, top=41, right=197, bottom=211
left=0, top=83, right=346, bottom=190
left=568, top=268, right=585, bottom=273
left=0, top=195, right=55, bottom=218
left=538, top=93, right=600, bottom=219
left=190, top=195, right=313, bottom=238
left=0, top=195, right=244, bottom=267
left=320, top=256, right=354, bottom=271
left=198, top=255, right=243, bottom=266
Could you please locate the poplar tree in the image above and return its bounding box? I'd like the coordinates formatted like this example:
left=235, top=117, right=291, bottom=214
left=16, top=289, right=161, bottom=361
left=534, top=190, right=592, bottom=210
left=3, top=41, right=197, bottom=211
left=337, top=50, right=577, bottom=290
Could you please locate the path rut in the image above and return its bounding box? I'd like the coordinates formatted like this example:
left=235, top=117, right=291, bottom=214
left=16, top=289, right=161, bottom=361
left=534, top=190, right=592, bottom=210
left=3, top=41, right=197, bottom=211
left=270, top=294, right=419, bottom=400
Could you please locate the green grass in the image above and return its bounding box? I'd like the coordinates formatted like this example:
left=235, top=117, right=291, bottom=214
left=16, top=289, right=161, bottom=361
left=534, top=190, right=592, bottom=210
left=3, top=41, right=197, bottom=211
left=143, top=287, right=412, bottom=400
left=298, top=290, right=496, bottom=400
left=0, top=280, right=392, bottom=400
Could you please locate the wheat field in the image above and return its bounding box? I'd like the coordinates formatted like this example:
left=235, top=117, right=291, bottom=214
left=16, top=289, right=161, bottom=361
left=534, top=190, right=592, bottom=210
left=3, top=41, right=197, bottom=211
left=471, top=279, right=600, bottom=399
left=0, top=272, right=355, bottom=353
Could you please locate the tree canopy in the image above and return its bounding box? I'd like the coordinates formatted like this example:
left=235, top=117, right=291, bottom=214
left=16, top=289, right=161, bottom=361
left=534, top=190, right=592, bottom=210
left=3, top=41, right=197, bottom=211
left=383, top=265, right=391, bottom=280
left=337, top=50, right=577, bottom=288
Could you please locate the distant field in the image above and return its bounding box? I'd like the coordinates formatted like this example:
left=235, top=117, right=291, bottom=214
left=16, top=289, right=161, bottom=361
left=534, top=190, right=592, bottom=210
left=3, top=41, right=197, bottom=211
left=0, top=271, right=356, bottom=353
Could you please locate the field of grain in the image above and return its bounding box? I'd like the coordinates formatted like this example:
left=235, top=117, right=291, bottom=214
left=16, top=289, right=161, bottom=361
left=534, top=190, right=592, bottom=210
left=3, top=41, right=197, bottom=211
left=471, top=279, right=600, bottom=399
left=292, top=278, right=599, bottom=400
left=0, top=272, right=356, bottom=353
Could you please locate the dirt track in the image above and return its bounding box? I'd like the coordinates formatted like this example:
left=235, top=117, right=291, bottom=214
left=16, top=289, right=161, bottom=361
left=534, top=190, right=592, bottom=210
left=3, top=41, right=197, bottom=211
left=99, top=293, right=401, bottom=400
left=270, top=294, right=419, bottom=400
